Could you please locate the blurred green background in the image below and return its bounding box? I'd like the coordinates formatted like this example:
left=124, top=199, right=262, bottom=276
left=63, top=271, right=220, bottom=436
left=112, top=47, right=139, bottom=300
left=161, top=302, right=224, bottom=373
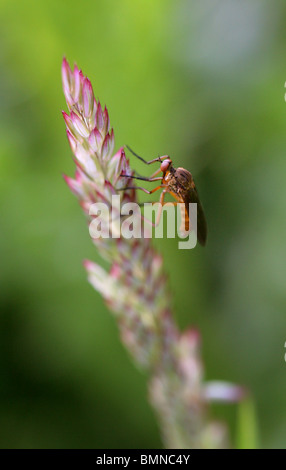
left=0, top=0, right=286, bottom=449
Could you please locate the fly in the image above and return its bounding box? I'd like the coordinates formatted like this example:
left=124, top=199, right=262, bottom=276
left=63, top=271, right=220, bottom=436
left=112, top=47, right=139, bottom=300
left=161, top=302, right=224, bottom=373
left=120, top=146, right=207, bottom=246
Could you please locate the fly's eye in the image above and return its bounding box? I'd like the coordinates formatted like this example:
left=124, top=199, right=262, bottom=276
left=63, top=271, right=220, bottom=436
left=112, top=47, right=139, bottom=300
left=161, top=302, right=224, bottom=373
left=160, top=159, right=171, bottom=173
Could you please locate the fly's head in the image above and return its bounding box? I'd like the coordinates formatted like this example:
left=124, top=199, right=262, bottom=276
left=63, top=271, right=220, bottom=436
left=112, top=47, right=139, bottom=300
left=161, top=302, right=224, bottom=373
left=160, top=157, right=172, bottom=175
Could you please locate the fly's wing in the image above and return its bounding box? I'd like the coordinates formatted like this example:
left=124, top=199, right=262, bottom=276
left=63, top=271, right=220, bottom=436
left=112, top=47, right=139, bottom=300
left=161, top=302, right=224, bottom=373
left=185, top=186, right=207, bottom=246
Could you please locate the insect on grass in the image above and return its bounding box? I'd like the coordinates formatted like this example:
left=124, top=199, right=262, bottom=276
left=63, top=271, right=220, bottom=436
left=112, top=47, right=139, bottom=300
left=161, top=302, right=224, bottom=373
left=119, top=146, right=207, bottom=246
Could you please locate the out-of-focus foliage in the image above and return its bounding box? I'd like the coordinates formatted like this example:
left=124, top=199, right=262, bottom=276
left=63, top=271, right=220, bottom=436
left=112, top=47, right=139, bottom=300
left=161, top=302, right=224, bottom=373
left=0, top=0, right=285, bottom=449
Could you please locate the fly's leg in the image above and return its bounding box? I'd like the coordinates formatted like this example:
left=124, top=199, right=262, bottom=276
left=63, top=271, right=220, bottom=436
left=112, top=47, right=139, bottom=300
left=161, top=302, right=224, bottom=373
left=125, top=145, right=170, bottom=165
left=120, top=174, right=162, bottom=183
left=116, top=185, right=163, bottom=195
left=140, top=190, right=178, bottom=228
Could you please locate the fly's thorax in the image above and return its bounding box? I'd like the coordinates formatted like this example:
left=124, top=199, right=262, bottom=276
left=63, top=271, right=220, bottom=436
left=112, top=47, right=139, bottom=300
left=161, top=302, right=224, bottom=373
left=163, top=166, right=195, bottom=194
left=162, top=167, right=177, bottom=191
left=175, top=167, right=195, bottom=189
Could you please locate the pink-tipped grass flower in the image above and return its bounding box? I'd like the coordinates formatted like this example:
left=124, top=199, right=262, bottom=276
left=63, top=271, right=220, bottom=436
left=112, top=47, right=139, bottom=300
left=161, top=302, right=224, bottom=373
left=61, top=58, right=241, bottom=449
